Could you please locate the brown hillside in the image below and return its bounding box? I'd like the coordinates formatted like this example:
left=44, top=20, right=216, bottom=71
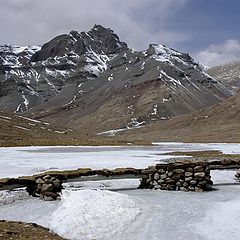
left=115, top=91, right=240, bottom=143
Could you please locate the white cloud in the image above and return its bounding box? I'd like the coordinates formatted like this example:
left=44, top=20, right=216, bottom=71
left=193, top=39, right=240, bottom=68
left=0, top=0, right=189, bottom=50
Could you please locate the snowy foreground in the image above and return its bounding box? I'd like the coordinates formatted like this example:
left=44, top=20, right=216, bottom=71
left=0, top=143, right=240, bottom=240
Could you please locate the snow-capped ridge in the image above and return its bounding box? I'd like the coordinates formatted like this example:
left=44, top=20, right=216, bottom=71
left=0, top=25, right=231, bottom=130
left=148, top=43, right=182, bottom=56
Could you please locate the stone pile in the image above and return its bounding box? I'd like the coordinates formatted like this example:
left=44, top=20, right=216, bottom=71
left=140, top=161, right=213, bottom=192
left=27, top=175, right=63, bottom=201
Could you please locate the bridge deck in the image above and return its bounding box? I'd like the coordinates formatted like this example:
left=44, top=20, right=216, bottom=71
left=1, top=160, right=240, bottom=191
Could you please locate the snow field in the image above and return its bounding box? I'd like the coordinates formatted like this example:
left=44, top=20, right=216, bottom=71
left=1, top=143, right=240, bottom=240
left=49, top=190, right=142, bottom=240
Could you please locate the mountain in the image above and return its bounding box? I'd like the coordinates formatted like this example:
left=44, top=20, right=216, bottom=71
left=0, top=25, right=127, bottom=112
left=0, top=25, right=231, bottom=136
left=0, top=108, right=125, bottom=146
left=207, top=61, right=240, bottom=93
left=114, top=90, right=240, bottom=143
left=0, top=108, right=72, bottom=146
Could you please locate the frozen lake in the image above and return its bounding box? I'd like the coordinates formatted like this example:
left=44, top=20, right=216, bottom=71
left=0, top=184, right=240, bottom=240
left=0, top=142, right=240, bottom=178
left=0, top=143, right=240, bottom=240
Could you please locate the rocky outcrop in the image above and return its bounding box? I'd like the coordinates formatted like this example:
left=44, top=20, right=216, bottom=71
left=140, top=161, right=213, bottom=192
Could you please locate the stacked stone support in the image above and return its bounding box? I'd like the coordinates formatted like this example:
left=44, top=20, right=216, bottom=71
left=140, top=161, right=213, bottom=192
left=27, top=175, right=63, bottom=201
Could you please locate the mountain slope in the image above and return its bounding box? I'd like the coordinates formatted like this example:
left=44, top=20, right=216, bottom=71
left=208, top=61, right=240, bottom=93
left=0, top=108, right=127, bottom=146
left=0, top=108, right=72, bottom=146
left=0, top=25, right=231, bottom=136
left=114, top=91, right=240, bottom=143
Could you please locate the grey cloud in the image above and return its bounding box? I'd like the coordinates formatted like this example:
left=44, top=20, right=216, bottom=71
left=0, top=0, right=189, bottom=50
left=193, top=39, right=240, bottom=68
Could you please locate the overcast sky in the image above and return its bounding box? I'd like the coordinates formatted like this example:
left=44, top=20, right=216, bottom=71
left=1, top=0, right=240, bottom=67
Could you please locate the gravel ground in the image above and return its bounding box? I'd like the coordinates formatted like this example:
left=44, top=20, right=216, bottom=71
left=0, top=220, right=65, bottom=240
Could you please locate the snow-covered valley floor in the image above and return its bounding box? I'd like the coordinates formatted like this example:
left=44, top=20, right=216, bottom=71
left=0, top=143, right=240, bottom=240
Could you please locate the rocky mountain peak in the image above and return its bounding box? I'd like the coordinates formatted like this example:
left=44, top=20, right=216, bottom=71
left=30, top=25, right=128, bottom=62
left=85, top=24, right=128, bottom=54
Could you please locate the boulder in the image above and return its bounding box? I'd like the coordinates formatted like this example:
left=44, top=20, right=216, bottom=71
left=154, top=173, right=160, bottom=181
left=160, top=174, right=168, bottom=180
left=41, top=183, right=54, bottom=193
left=194, top=172, right=205, bottom=178
left=185, top=177, right=192, bottom=182
left=185, top=172, right=193, bottom=177
left=189, top=186, right=195, bottom=191
left=194, top=166, right=204, bottom=172
left=53, top=179, right=62, bottom=190
left=36, top=178, right=45, bottom=184
left=158, top=179, right=166, bottom=184
left=174, top=169, right=185, bottom=174
left=167, top=171, right=174, bottom=177
left=165, top=178, right=175, bottom=184
left=195, top=187, right=203, bottom=192
left=186, top=167, right=193, bottom=172
left=158, top=169, right=166, bottom=174
left=43, top=175, right=51, bottom=180
left=180, top=187, right=188, bottom=192
left=41, top=192, right=59, bottom=201
left=190, top=180, right=197, bottom=186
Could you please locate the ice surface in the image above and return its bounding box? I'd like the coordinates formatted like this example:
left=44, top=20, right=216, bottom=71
left=1, top=185, right=240, bottom=240
left=0, top=189, right=29, bottom=206
left=1, top=143, right=240, bottom=178
left=63, top=179, right=140, bottom=191
left=0, top=145, right=177, bottom=178
left=1, top=143, right=240, bottom=240
left=50, top=190, right=141, bottom=240
left=210, top=170, right=238, bottom=184
left=196, top=195, right=240, bottom=240
left=152, top=142, right=240, bottom=154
